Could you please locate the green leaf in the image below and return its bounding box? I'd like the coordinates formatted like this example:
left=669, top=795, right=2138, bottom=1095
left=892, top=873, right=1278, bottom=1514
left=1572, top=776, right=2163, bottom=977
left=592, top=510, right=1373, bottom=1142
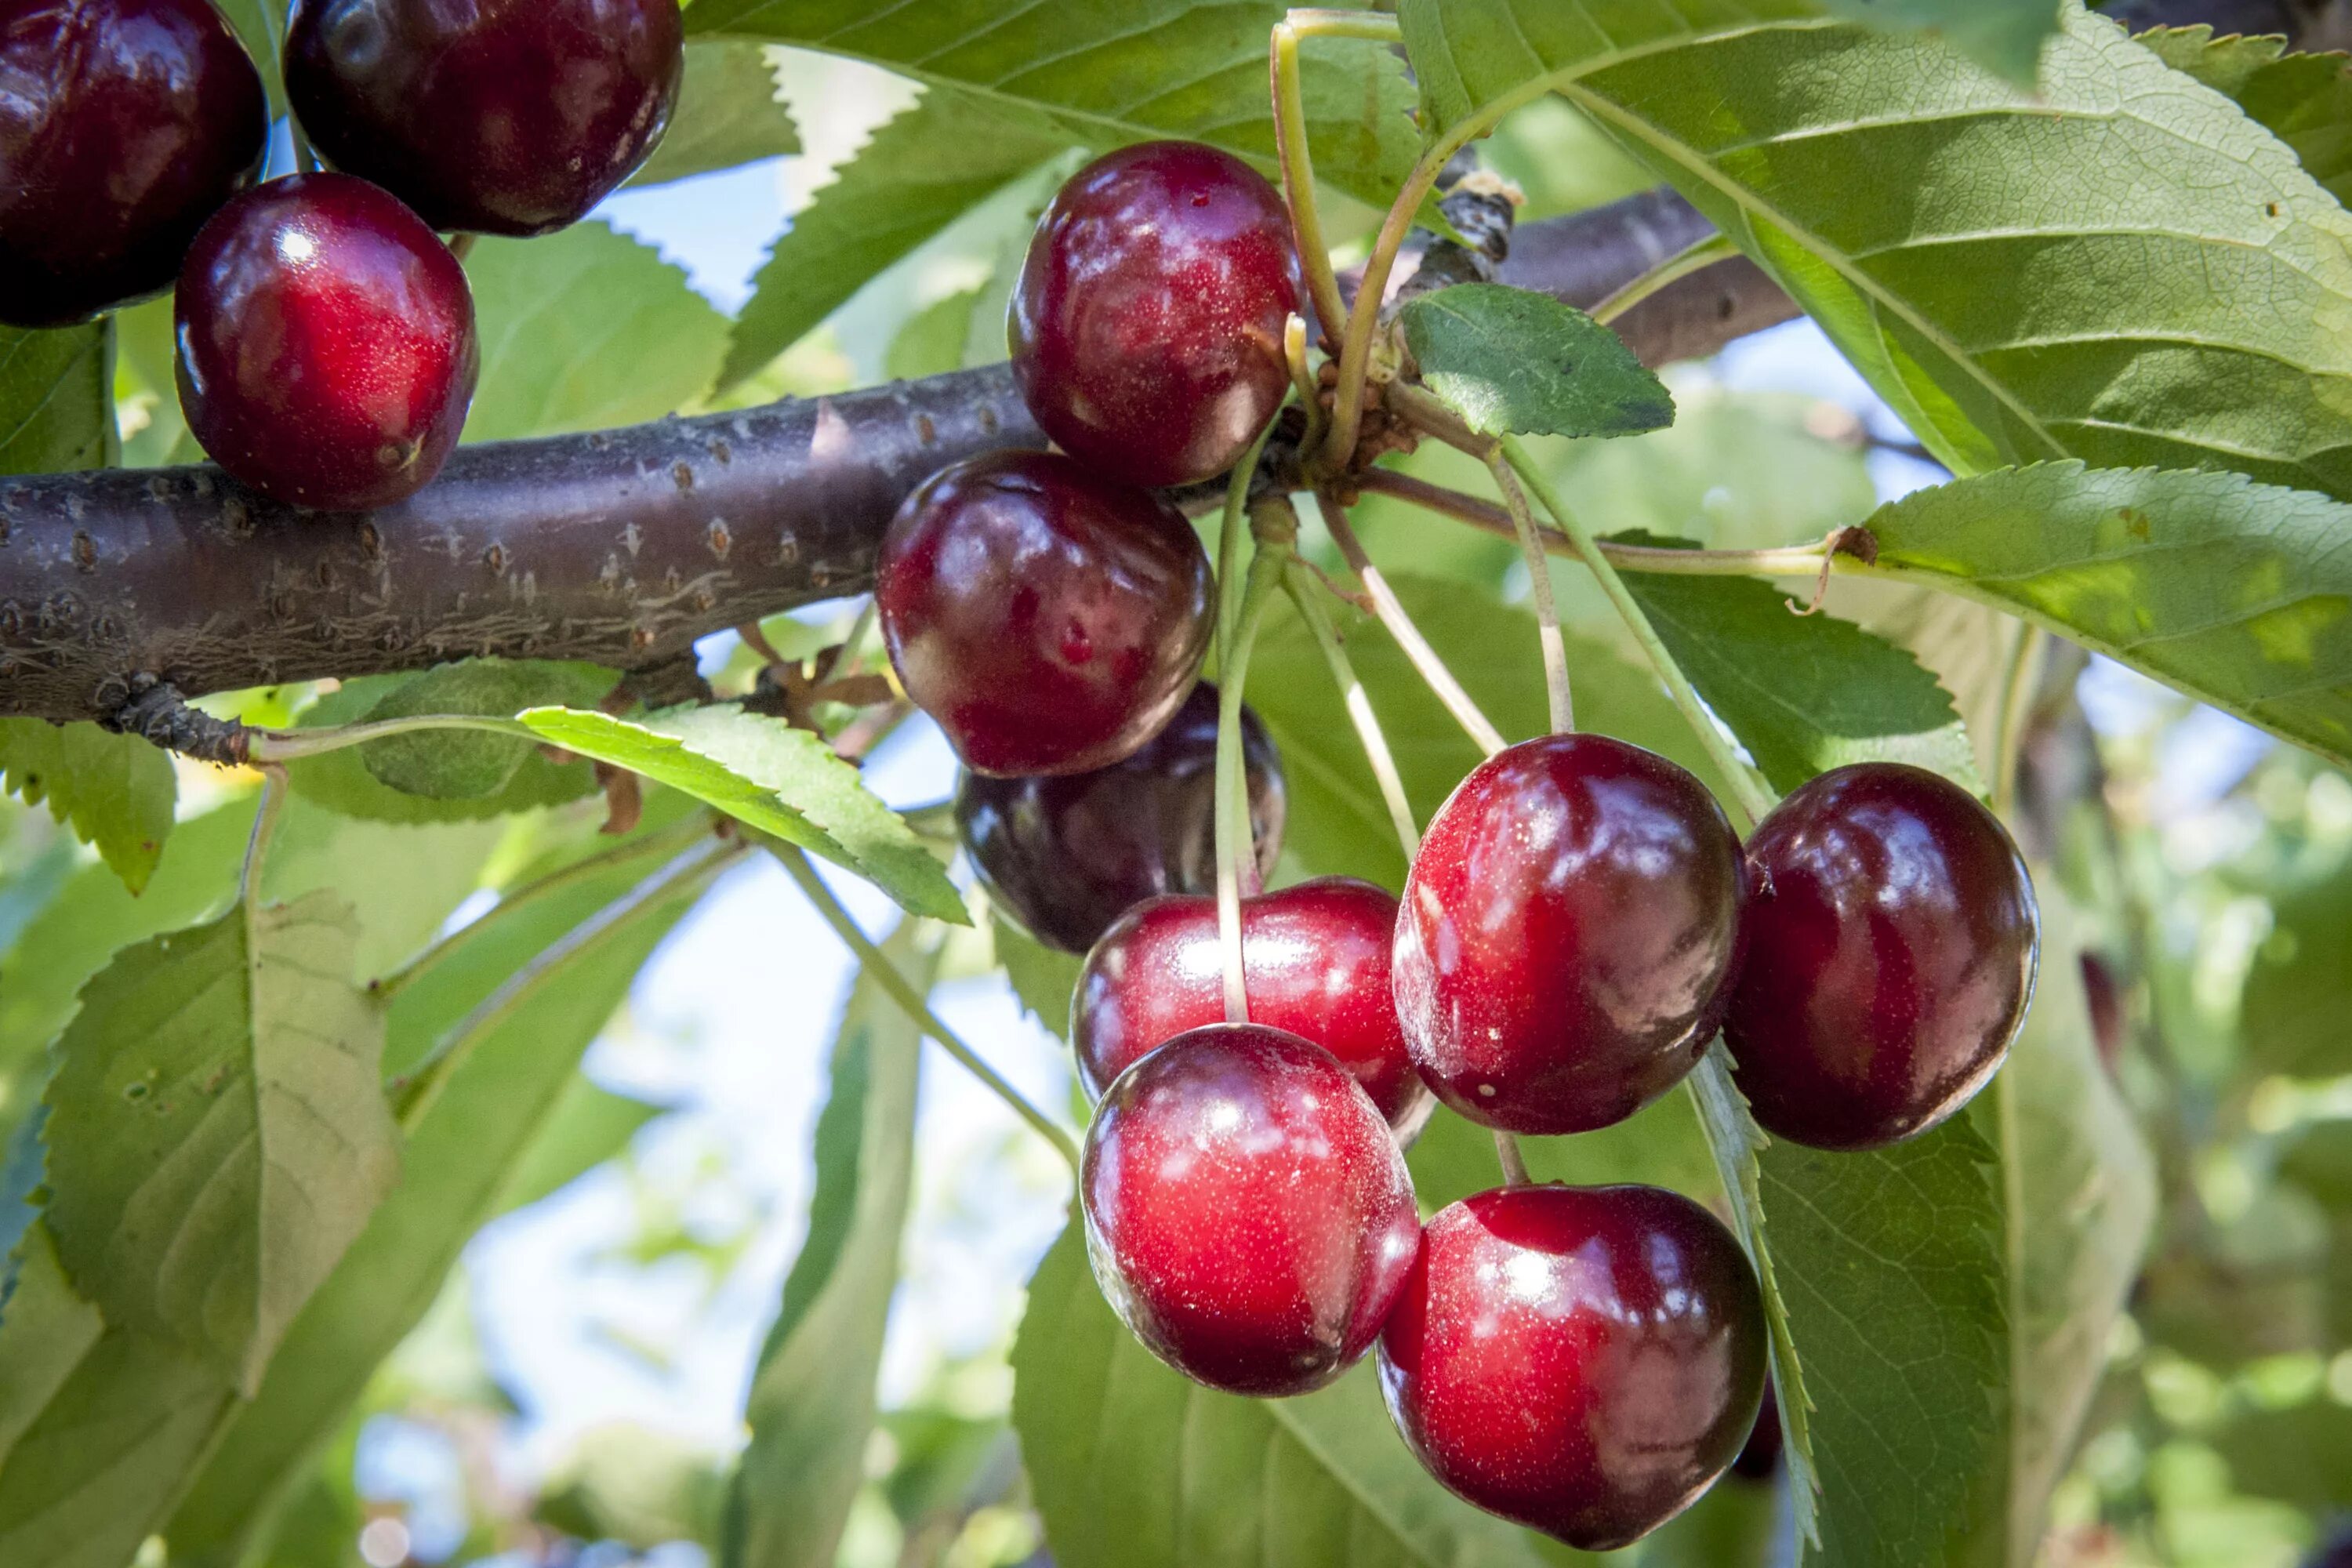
left=285, top=674, right=604, bottom=824
left=1758, top=1116, right=2008, bottom=1567
left=628, top=40, right=800, bottom=189
left=993, top=913, right=1081, bottom=1042
left=887, top=286, right=992, bottom=381
left=1616, top=541, right=1985, bottom=797
left=1245, top=574, right=1735, bottom=891
left=684, top=0, right=1421, bottom=207
left=1398, top=285, right=1675, bottom=440
left=0, top=321, right=114, bottom=475
left=1405, top=1094, right=1722, bottom=1215
left=518, top=705, right=967, bottom=924
left=158, top=807, right=708, bottom=1565
left=720, top=82, right=1067, bottom=390
left=2211, top=1401, right=2352, bottom=1511
left=1396, top=2, right=2352, bottom=500
left=2139, top=26, right=2352, bottom=206
left=1816, top=0, right=2060, bottom=86
left=463, top=221, right=730, bottom=442
left=360, top=659, right=618, bottom=800
left=1982, top=887, right=2157, bottom=1563
left=722, top=921, right=933, bottom=1568
left=2243, top=858, right=2352, bottom=1079
left=1859, top=462, right=2352, bottom=768
left=0, top=720, right=177, bottom=895
left=42, top=891, right=397, bottom=1392
left=494, top=1074, right=666, bottom=1216
left=1012, top=1216, right=1566, bottom=1568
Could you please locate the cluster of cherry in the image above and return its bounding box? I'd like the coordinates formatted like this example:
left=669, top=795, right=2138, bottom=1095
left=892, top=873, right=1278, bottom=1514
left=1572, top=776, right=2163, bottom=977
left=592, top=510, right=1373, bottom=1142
left=877, top=140, right=2042, bottom=1549
left=0, top=0, right=683, bottom=510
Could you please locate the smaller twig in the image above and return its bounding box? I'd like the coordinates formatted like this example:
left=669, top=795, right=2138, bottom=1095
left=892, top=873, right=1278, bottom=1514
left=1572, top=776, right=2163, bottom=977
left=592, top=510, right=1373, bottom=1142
left=246, top=711, right=536, bottom=764
left=772, top=843, right=1083, bottom=1175
left=832, top=699, right=911, bottom=763
left=1294, top=550, right=1373, bottom=613
left=103, top=675, right=249, bottom=765
left=1589, top=232, right=1737, bottom=326
left=1494, top=1131, right=1534, bottom=1188
left=738, top=620, right=789, bottom=672
left=1486, top=449, right=1573, bottom=733
left=1283, top=562, right=1419, bottom=859
left=816, top=598, right=879, bottom=684
left=1320, top=487, right=1507, bottom=757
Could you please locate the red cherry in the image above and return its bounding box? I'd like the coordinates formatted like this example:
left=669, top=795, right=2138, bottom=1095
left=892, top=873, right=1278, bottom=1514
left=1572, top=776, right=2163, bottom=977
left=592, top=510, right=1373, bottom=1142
left=176, top=173, right=478, bottom=512
left=0, top=0, right=266, bottom=327
left=1377, top=1184, right=1767, bottom=1551
left=1081, top=1022, right=1421, bottom=1397
left=1393, top=734, right=1746, bottom=1136
left=1723, top=762, right=2039, bottom=1150
left=957, top=682, right=1283, bottom=953
left=1010, top=140, right=1302, bottom=488
left=877, top=449, right=1213, bottom=778
left=1075, top=878, right=1432, bottom=1135
left=285, top=0, right=683, bottom=237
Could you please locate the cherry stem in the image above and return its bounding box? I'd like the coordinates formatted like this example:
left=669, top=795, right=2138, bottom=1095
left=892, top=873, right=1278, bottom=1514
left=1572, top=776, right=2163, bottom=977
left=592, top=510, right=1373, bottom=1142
left=287, top=117, right=319, bottom=176
left=1494, top=1131, right=1534, bottom=1187
left=246, top=710, right=538, bottom=763
left=1320, top=485, right=1507, bottom=757
left=1269, top=16, right=1361, bottom=357
left=1215, top=514, right=1294, bottom=1024
left=773, top=842, right=1083, bottom=1176
left=238, top=764, right=289, bottom=923
left=1500, top=435, right=1780, bottom=826
left=1218, top=414, right=1284, bottom=671
left=1991, top=623, right=2047, bottom=818
left=1283, top=562, right=1419, bottom=859
left=1327, top=136, right=1446, bottom=470
left=1284, top=314, right=1327, bottom=456
left=446, top=232, right=477, bottom=264
left=393, top=837, right=741, bottom=1133
left=1485, top=448, right=1574, bottom=734
left=1588, top=231, right=1738, bottom=326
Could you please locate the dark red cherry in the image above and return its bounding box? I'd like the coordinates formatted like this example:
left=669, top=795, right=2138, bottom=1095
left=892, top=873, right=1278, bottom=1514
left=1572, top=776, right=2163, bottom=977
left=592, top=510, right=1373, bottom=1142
left=1731, top=1379, right=1783, bottom=1482
left=1010, top=140, right=1302, bottom=488
left=1723, top=762, right=2038, bottom=1151
left=1393, top=734, right=1746, bottom=1136
left=284, top=0, right=683, bottom=237
left=0, top=0, right=266, bottom=327
left=1377, top=1183, right=1766, bottom=1551
left=176, top=172, right=478, bottom=511
left=1082, top=1022, right=1421, bottom=1397
left=878, top=449, right=1214, bottom=778
left=1075, top=879, right=1431, bottom=1135
left=958, top=681, right=1282, bottom=953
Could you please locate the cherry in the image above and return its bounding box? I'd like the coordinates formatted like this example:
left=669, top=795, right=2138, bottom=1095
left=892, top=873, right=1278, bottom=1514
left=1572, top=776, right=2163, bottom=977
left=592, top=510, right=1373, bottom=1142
left=1081, top=1022, right=1421, bottom=1397
left=1074, top=878, right=1432, bottom=1135
left=1392, top=734, right=1746, bottom=1136
left=1009, top=140, right=1302, bottom=489
left=1377, top=1183, right=1766, bottom=1550
left=878, top=449, right=1214, bottom=778
left=958, top=681, right=1283, bottom=953
left=176, top=172, right=478, bottom=511
left=0, top=0, right=266, bottom=328
left=1723, top=762, right=2038, bottom=1151
left=284, top=0, right=684, bottom=237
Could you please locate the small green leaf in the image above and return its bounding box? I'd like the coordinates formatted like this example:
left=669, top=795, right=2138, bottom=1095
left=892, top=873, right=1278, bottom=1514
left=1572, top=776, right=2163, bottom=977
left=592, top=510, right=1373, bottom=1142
left=1399, top=284, right=1674, bottom=441
left=1860, top=462, right=2352, bottom=769
left=2139, top=26, right=2352, bottom=206
left=0, top=321, right=114, bottom=475
left=517, top=705, right=968, bottom=924
left=494, top=1074, right=666, bottom=1215
left=2243, top=859, right=2352, bottom=1080
left=42, top=891, right=397, bottom=1392
left=0, top=721, right=177, bottom=895
left=722, top=921, right=933, bottom=1568
left=463, top=222, right=729, bottom=441
left=1615, top=540, right=1985, bottom=797
left=285, top=674, right=604, bottom=824
left=720, top=82, right=1067, bottom=390
left=360, top=659, right=618, bottom=800
left=627, top=40, right=800, bottom=189
left=1013, top=1216, right=1562, bottom=1568
left=993, top=914, right=1080, bottom=1042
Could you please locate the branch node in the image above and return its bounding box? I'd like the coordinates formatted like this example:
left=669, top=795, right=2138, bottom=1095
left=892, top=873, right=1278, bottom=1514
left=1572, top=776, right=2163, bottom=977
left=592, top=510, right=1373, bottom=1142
left=100, top=674, right=249, bottom=766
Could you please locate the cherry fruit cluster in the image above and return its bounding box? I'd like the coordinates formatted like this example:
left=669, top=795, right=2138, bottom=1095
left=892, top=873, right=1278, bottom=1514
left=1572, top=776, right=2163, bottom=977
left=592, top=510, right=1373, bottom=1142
left=871, top=138, right=2044, bottom=1548
left=0, top=0, right=682, bottom=510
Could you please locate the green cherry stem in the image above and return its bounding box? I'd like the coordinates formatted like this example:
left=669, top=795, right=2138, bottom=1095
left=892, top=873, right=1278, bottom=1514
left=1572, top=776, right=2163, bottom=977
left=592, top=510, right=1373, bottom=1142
left=238, top=763, right=289, bottom=921
left=1320, top=485, right=1507, bottom=757
left=1494, top=1129, right=1534, bottom=1187
left=1501, top=434, right=1780, bottom=827
left=1486, top=447, right=1574, bottom=734
left=1217, top=412, right=1284, bottom=671
left=1283, top=562, right=1420, bottom=859
left=245, top=710, right=538, bottom=763
left=773, top=842, right=1083, bottom=1177
left=1588, top=231, right=1739, bottom=326
left=1214, top=504, right=1295, bottom=1023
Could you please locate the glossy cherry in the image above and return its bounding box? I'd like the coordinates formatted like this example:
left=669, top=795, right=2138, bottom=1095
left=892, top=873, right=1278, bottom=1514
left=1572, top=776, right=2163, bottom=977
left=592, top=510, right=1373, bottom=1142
left=878, top=449, right=1214, bottom=778
left=1010, top=140, right=1302, bottom=488
left=1083, top=1022, right=1421, bottom=1396
left=176, top=172, right=479, bottom=511
left=284, top=0, right=683, bottom=236
left=1723, top=762, right=2039, bottom=1151
left=1378, top=1183, right=1766, bottom=1551
left=0, top=0, right=266, bottom=327
left=1075, top=878, right=1431, bottom=1135
left=958, top=681, right=1283, bottom=953
left=1392, top=734, right=1747, bottom=1136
